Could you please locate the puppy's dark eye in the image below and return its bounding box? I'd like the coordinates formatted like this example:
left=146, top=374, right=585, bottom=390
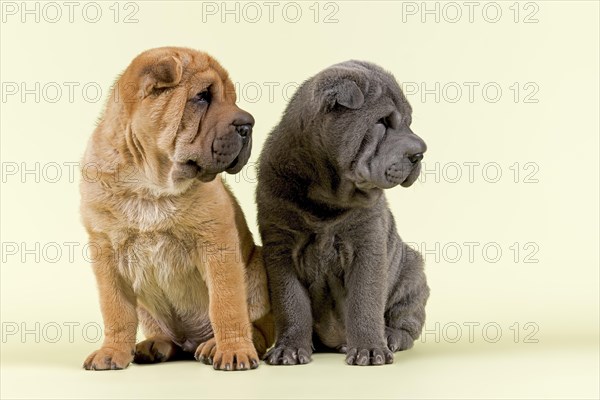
left=377, top=117, right=388, bottom=128
left=194, top=90, right=211, bottom=104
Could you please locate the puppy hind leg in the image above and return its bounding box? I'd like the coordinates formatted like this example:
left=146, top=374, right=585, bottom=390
left=251, top=313, right=275, bottom=358
left=134, top=306, right=185, bottom=363
left=385, top=243, right=430, bottom=352
left=384, top=286, right=429, bottom=352
left=384, top=326, right=415, bottom=352
left=385, top=286, right=429, bottom=352
left=134, top=337, right=181, bottom=364
left=243, top=246, right=276, bottom=357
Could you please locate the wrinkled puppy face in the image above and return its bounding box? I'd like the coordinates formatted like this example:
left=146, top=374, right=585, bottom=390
left=311, top=61, right=426, bottom=190
left=118, top=47, right=254, bottom=190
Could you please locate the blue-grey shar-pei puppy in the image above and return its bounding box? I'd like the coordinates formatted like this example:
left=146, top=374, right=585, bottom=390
left=256, top=61, right=430, bottom=366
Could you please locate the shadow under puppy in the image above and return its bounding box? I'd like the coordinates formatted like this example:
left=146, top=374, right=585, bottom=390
left=257, top=61, right=429, bottom=366
left=81, top=47, right=273, bottom=371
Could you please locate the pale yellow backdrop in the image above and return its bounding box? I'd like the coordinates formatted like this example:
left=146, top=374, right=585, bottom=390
left=0, top=1, right=598, bottom=399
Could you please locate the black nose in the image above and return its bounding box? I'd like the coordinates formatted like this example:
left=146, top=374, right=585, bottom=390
left=408, top=153, right=424, bottom=163
left=236, top=124, right=252, bottom=138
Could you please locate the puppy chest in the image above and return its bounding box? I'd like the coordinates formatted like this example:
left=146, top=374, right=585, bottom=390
left=114, top=232, right=203, bottom=293
left=294, top=233, right=354, bottom=280
left=118, top=196, right=178, bottom=231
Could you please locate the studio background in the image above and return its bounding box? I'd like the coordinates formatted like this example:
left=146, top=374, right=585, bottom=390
left=1, top=1, right=598, bottom=399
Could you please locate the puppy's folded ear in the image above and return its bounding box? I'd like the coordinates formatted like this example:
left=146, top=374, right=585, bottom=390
left=315, top=77, right=366, bottom=111
left=140, top=55, right=183, bottom=96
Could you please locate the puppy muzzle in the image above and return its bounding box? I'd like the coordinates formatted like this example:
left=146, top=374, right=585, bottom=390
left=388, top=131, right=426, bottom=188
left=212, top=131, right=246, bottom=171
left=384, top=159, right=421, bottom=187
left=171, top=111, right=254, bottom=183
left=172, top=131, right=252, bottom=184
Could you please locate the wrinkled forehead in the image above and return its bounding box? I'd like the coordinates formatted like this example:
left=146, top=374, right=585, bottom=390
left=181, top=53, right=236, bottom=102
left=339, top=61, right=411, bottom=114
left=370, top=72, right=411, bottom=114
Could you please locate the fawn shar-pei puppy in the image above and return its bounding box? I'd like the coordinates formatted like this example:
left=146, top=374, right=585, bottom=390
left=81, top=47, right=273, bottom=371
left=257, top=61, right=429, bottom=366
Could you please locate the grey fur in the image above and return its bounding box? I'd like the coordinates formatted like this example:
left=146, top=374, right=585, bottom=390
left=256, top=61, right=429, bottom=366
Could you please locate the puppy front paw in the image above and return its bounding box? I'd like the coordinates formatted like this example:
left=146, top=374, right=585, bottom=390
left=386, top=327, right=415, bottom=352
left=197, top=340, right=259, bottom=371
left=264, top=343, right=312, bottom=365
left=194, top=338, right=217, bottom=365
left=83, top=347, right=134, bottom=370
left=345, top=346, right=394, bottom=366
